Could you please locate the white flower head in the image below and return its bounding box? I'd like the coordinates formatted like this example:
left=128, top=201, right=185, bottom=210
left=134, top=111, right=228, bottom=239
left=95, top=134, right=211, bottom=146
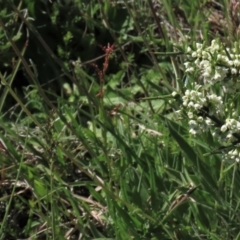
left=185, top=90, right=190, bottom=97
left=186, top=67, right=194, bottom=73
left=221, top=124, right=227, bottom=132
left=188, top=101, right=194, bottom=108
left=232, top=149, right=239, bottom=156
left=184, top=62, right=191, bottom=68
left=234, top=59, right=240, bottom=67
left=197, top=116, right=203, bottom=122
left=187, top=46, right=192, bottom=53
left=196, top=43, right=203, bottom=50
left=192, top=51, right=197, bottom=58
left=188, top=112, right=194, bottom=119
left=189, top=128, right=197, bottom=135
left=226, top=133, right=233, bottom=139
left=194, top=103, right=201, bottom=110
left=205, top=119, right=213, bottom=126
left=213, top=72, right=221, bottom=81
left=231, top=68, right=237, bottom=74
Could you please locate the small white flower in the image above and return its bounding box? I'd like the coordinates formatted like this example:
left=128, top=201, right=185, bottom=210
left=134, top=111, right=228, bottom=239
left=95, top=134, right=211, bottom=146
left=217, top=54, right=223, bottom=60
left=228, top=150, right=234, bottom=156
left=185, top=90, right=190, bottom=97
left=221, top=124, right=227, bottom=132
left=187, top=47, right=192, bottom=53
left=211, top=39, right=217, bottom=46
left=194, top=59, right=200, bottom=65
left=236, top=122, right=240, bottom=130
left=226, top=133, right=233, bottom=139
left=194, top=103, right=201, bottom=110
left=230, top=119, right=237, bottom=126
left=196, top=43, right=203, bottom=49
left=231, top=68, right=237, bottom=74
left=233, top=111, right=237, bottom=117
left=192, top=52, right=197, bottom=58
left=205, top=119, right=213, bottom=126
left=184, top=62, right=191, bottom=68
left=232, top=149, right=239, bottom=156
left=188, top=112, right=194, bottom=119
left=189, top=128, right=197, bottom=135
left=212, top=131, right=217, bottom=137
left=202, top=51, right=209, bottom=59
left=200, top=60, right=210, bottom=68
left=197, top=116, right=203, bottom=122
left=186, top=67, right=194, bottom=72
left=189, top=119, right=197, bottom=126
left=213, top=72, right=221, bottom=80
left=188, top=101, right=194, bottom=107
left=234, top=59, right=240, bottom=67
left=190, top=90, right=197, bottom=97
left=202, top=71, right=211, bottom=78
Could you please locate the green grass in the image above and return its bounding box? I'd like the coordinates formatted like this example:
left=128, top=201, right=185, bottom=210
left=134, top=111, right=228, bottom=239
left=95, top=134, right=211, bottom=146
left=0, top=0, right=240, bottom=239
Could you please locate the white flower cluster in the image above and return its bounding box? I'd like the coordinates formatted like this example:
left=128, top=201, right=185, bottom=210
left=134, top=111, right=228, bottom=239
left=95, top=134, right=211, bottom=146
left=184, top=40, right=240, bottom=89
left=223, top=148, right=240, bottom=163
left=180, top=84, right=223, bottom=135
left=180, top=39, right=240, bottom=162
left=219, top=118, right=240, bottom=140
